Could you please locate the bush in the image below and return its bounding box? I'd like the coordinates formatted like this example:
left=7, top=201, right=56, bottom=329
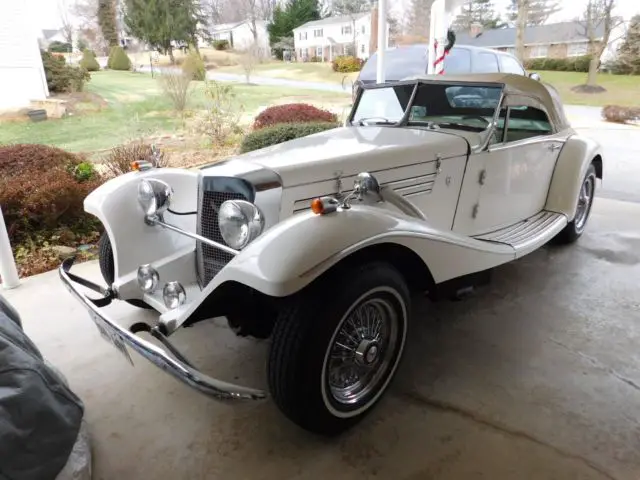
left=240, top=122, right=340, bottom=153
left=182, top=49, right=206, bottom=81
left=253, top=103, right=338, bottom=130
left=48, top=41, right=72, bottom=53
left=524, top=55, right=594, bottom=73
left=310, top=56, right=322, bottom=63
left=108, top=45, right=131, bottom=71
left=158, top=69, right=193, bottom=113
left=79, top=49, right=100, bottom=71
left=196, top=81, right=244, bottom=144
left=332, top=55, right=363, bottom=73
left=212, top=39, right=230, bottom=50
left=41, top=51, right=90, bottom=93
left=602, top=105, right=640, bottom=124
left=102, top=142, right=168, bottom=178
left=0, top=144, right=103, bottom=242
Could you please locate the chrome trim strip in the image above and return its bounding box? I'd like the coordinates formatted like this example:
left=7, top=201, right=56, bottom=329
left=59, top=258, right=266, bottom=401
left=155, top=217, right=240, bottom=256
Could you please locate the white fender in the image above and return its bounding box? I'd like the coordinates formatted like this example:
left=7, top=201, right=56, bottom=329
left=84, top=168, right=199, bottom=281
left=545, top=133, right=603, bottom=220
left=174, top=205, right=516, bottom=324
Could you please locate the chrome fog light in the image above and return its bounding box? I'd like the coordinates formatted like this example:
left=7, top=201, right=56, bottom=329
left=137, top=265, right=159, bottom=293
left=163, top=281, right=186, bottom=309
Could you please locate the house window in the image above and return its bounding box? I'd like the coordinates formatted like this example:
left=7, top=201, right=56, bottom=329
left=314, top=29, right=323, bottom=37
left=361, top=25, right=365, bottom=34
left=529, top=45, right=548, bottom=58
left=299, top=32, right=307, bottom=40
left=567, top=42, right=588, bottom=56
left=361, top=44, right=365, bottom=54
left=341, top=25, right=352, bottom=35
left=316, top=46, right=323, bottom=57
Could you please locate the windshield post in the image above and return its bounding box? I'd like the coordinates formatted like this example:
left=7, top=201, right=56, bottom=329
left=395, top=82, right=420, bottom=127
left=477, top=87, right=506, bottom=152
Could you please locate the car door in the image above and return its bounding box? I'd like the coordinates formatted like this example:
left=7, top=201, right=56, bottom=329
left=452, top=101, right=565, bottom=236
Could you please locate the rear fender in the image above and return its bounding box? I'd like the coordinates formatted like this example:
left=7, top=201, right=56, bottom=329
left=545, top=133, right=603, bottom=221
left=85, top=168, right=199, bottom=286
left=170, top=206, right=516, bottom=327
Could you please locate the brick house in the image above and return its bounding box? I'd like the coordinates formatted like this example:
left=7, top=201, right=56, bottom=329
left=455, top=21, right=624, bottom=62
left=292, top=6, right=390, bottom=62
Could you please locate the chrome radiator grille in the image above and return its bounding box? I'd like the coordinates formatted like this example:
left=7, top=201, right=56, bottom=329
left=196, top=190, right=246, bottom=287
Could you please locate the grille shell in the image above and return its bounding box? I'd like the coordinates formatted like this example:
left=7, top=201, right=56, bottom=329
left=196, top=189, right=247, bottom=287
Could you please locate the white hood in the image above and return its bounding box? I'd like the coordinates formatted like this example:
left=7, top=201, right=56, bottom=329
left=232, top=126, right=470, bottom=187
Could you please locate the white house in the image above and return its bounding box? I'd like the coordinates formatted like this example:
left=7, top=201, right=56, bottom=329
left=0, top=1, right=49, bottom=110
left=292, top=10, right=390, bottom=62
left=201, top=20, right=270, bottom=54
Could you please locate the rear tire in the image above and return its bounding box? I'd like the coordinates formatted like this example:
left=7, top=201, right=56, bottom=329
left=98, top=233, right=152, bottom=310
left=554, top=163, right=597, bottom=245
left=268, top=261, right=410, bottom=436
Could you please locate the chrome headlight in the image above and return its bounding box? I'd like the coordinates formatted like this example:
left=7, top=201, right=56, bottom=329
left=137, top=179, right=173, bottom=218
left=218, top=200, right=265, bottom=250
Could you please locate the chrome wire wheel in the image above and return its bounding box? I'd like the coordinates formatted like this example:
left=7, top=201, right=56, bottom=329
left=575, top=171, right=596, bottom=233
left=321, top=287, right=406, bottom=418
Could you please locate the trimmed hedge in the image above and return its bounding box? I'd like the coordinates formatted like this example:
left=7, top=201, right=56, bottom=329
left=79, top=49, right=100, bottom=71
left=332, top=55, right=363, bottom=73
left=0, top=144, right=102, bottom=242
left=240, top=122, right=340, bottom=153
left=212, top=39, right=230, bottom=50
left=41, top=51, right=90, bottom=93
left=108, top=45, right=131, bottom=71
left=253, top=103, right=338, bottom=130
left=524, top=55, right=593, bottom=73
left=602, top=105, right=640, bottom=124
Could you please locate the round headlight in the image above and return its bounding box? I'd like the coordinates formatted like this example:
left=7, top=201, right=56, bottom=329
left=218, top=200, right=265, bottom=250
left=163, top=281, right=186, bottom=309
left=137, top=179, right=173, bottom=218
left=137, top=264, right=159, bottom=293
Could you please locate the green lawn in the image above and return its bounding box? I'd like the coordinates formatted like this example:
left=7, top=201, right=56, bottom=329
left=525, top=70, right=640, bottom=107
left=218, top=61, right=361, bottom=86
left=0, top=71, right=349, bottom=155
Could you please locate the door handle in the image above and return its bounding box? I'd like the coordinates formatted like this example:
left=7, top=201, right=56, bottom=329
left=549, top=143, right=562, bottom=152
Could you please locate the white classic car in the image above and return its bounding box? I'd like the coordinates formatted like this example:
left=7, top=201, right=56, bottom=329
left=60, top=73, right=603, bottom=436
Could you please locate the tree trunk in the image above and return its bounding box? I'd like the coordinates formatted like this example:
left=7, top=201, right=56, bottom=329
left=587, top=56, right=599, bottom=86
left=515, top=0, right=528, bottom=63
left=168, top=47, right=175, bottom=64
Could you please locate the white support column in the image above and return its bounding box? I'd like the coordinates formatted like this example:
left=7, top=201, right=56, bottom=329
left=0, top=206, right=19, bottom=289
left=428, top=0, right=465, bottom=75
left=376, top=0, right=388, bottom=83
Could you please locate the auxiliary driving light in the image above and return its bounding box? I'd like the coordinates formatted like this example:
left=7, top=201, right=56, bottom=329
left=137, top=264, right=159, bottom=293
left=163, top=281, right=186, bottom=309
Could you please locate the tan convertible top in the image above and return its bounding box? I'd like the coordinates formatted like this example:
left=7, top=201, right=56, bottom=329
left=400, top=73, right=571, bottom=131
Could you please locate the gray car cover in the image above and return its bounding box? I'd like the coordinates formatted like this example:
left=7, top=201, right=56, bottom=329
left=0, top=294, right=85, bottom=480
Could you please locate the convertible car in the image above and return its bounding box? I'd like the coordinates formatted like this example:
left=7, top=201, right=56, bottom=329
left=60, top=73, right=603, bottom=436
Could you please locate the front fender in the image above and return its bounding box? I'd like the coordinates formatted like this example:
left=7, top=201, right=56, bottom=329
left=545, top=133, right=603, bottom=220
left=85, top=168, right=199, bottom=284
left=182, top=205, right=515, bottom=314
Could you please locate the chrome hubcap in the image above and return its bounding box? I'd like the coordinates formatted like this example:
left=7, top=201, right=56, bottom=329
left=575, top=174, right=595, bottom=231
left=326, top=297, right=398, bottom=406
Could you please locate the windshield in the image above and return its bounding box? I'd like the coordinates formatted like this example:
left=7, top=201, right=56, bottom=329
left=351, top=82, right=503, bottom=132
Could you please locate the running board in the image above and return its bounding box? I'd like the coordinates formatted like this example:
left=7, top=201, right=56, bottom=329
left=473, top=211, right=567, bottom=257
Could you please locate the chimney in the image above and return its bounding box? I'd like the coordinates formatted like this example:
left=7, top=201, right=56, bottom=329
left=469, top=22, right=483, bottom=38
left=369, top=0, right=379, bottom=56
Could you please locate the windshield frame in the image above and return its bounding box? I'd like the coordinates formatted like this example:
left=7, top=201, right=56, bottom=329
left=347, top=79, right=506, bottom=140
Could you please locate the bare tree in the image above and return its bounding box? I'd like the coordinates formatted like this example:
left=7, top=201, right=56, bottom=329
left=575, top=0, right=623, bottom=91
left=238, top=42, right=262, bottom=83
left=58, top=0, right=75, bottom=47
left=515, top=0, right=528, bottom=62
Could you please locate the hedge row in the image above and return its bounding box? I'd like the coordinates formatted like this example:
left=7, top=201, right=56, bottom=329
left=240, top=122, right=340, bottom=153
left=524, top=55, right=594, bottom=73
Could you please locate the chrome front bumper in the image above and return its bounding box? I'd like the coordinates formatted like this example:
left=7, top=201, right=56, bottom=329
left=59, top=257, right=266, bottom=401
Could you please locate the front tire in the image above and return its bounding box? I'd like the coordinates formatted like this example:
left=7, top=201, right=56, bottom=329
left=554, top=163, right=597, bottom=244
left=268, top=261, right=410, bottom=436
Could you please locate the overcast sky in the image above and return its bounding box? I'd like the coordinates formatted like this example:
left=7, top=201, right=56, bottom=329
left=33, top=0, right=640, bottom=30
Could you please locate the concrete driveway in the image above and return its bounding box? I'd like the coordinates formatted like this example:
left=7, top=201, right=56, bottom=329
left=4, top=196, right=640, bottom=480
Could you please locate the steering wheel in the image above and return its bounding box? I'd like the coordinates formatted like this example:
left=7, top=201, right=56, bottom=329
left=461, top=115, right=491, bottom=127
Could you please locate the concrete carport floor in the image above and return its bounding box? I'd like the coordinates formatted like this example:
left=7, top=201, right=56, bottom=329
left=4, top=197, right=640, bottom=480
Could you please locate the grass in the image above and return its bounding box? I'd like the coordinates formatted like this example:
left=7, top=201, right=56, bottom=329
left=217, top=61, right=360, bottom=85
left=0, top=71, right=349, bottom=155
left=536, top=70, right=640, bottom=107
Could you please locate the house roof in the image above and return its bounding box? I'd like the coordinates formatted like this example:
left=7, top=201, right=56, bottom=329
left=455, top=21, right=604, bottom=47
left=208, top=20, right=266, bottom=33
left=293, top=13, right=369, bottom=31
left=41, top=29, right=62, bottom=40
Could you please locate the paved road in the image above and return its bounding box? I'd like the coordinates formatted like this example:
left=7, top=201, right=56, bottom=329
left=6, top=197, right=640, bottom=479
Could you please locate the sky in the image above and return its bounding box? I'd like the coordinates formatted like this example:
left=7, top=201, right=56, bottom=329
left=32, top=0, right=640, bottom=31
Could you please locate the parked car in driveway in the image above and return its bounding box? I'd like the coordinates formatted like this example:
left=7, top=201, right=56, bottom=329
left=352, top=44, right=539, bottom=99
left=60, top=73, right=602, bottom=437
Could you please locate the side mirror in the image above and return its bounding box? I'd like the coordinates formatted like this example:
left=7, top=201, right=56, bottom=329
left=353, top=172, right=381, bottom=202
left=528, top=72, right=541, bottom=81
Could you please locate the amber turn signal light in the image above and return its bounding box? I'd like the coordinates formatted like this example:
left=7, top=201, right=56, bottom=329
left=310, top=196, right=339, bottom=215
left=311, top=198, right=324, bottom=214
